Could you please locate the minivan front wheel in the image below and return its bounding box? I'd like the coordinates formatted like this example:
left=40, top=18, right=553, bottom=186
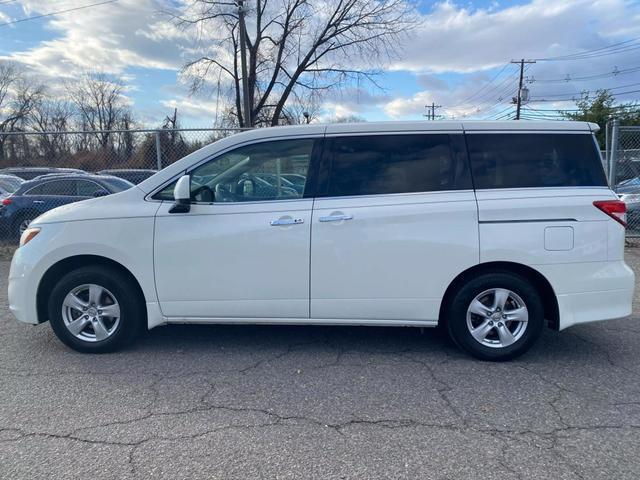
left=48, top=265, right=144, bottom=353
left=447, top=272, right=544, bottom=361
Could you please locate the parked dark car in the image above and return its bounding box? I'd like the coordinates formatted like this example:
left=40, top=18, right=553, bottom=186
left=97, top=169, right=157, bottom=184
left=0, top=174, right=133, bottom=238
left=0, top=174, right=24, bottom=197
left=0, top=167, right=86, bottom=180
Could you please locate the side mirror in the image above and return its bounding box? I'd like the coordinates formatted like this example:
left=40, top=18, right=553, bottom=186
left=169, top=175, right=191, bottom=213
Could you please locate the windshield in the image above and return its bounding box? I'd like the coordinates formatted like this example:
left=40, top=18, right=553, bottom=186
left=0, top=177, right=23, bottom=193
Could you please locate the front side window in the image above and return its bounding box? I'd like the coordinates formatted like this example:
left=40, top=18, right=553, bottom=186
left=154, top=139, right=314, bottom=202
left=467, top=133, right=608, bottom=189
left=323, top=134, right=468, bottom=197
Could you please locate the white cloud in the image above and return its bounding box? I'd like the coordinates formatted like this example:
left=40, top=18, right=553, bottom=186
left=6, top=0, right=188, bottom=79
left=381, top=0, right=640, bottom=120
left=2, top=0, right=639, bottom=123
left=395, top=0, right=640, bottom=74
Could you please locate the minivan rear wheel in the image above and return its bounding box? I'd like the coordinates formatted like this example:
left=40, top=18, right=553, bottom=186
left=446, top=272, right=544, bottom=361
left=48, top=265, right=144, bottom=353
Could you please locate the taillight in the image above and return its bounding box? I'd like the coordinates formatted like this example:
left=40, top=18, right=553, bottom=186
left=1, top=198, right=11, bottom=206
left=594, top=200, right=627, bottom=227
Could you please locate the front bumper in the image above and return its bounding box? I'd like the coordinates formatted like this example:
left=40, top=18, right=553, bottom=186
left=8, top=244, right=40, bottom=325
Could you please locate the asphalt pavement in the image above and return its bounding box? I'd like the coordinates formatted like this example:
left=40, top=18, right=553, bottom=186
left=2, top=250, right=640, bottom=479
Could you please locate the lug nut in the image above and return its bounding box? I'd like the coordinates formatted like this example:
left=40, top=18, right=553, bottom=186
left=488, top=320, right=494, bottom=326
left=498, top=322, right=503, bottom=327
left=84, top=315, right=89, bottom=319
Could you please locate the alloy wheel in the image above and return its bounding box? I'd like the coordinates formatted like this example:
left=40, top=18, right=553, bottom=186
left=466, top=288, right=528, bottom=349
left=61, top=284, right=121, bottom=342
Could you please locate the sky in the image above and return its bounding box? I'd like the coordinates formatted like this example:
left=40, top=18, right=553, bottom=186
left=1, top=0, right=640, bottom=127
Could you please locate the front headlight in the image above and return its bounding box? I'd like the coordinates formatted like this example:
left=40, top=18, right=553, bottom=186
left=19, top=227, right=40, bottom=247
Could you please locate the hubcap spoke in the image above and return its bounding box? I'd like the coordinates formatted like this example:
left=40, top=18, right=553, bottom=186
left=67, top=316, right=90, bottom=336
left=99, top=303, right=120, bottom=318
left=469, top=299, right=492, bottom=317
left=63, top=293, right=88, bottom=313
left=504, top=307, right=528, bottom=324
left=92, top=318, right=109, bottom=341
left=492, top=288, right=510, bottom=311
left=496, top=324, right=517, bottom=347
left=88, top=285, right=103, bottom=306
left=471, top=319, right=494, bottom=342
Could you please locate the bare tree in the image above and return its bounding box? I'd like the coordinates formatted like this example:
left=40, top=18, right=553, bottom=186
left=175, top=0, right=415, bottom=127
left=30, top=99, right=75, bottom=161
left=0, top=63, right=44, bottom=161
left=68, top=73, right=131, bottom=151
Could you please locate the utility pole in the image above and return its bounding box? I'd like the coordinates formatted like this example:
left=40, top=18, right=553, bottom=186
left=237, top=0, right=252, bottom=127
left=424, top=102, right=442, bottom=120
left=510, top=59, right=536, bottom=120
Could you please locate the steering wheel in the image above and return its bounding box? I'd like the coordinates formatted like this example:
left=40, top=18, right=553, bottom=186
left=214, top=183, right=237, bottom=202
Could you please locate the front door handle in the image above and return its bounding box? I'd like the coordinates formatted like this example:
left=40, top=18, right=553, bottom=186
left=270, top=218, right=304, bottom=226
left=319, top=214, right=353, bottom=222
left=32, top=200, right=44, bottom=204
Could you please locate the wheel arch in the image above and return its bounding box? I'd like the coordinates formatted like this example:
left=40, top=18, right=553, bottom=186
left=36, top=255, right=147, bottom=325
left=439, top=261, right=560, bottom=330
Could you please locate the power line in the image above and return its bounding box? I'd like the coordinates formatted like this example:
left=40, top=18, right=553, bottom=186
left=527, top=65, right=640, bottom=84
left=459, top=63, right=510, bottom=105
left=536, top=36, right=640, bottom=61
left=530, top=81, right=640, bottom=101
left=0, top=0, right=118, bottom=27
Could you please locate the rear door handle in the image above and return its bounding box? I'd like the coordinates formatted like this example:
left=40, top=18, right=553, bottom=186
left=319, top=214, right=353, bottom=222
left=32, top=200, right=44, bottom=204
left=270, top=218, right=304, bottom=226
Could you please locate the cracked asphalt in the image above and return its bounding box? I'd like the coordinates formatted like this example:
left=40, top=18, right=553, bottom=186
left=2, top=250, right=640, bottom=480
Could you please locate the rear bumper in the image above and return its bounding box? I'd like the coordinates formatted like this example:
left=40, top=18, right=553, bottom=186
left=535, top=260, right=635, bottom=330
left=556, top=288, right=633, bottom=330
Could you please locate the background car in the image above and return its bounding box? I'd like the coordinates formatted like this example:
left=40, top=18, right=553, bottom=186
left=97, top=169, right=157, bottom=184
left=0, top=174, right=24, bottom=198
left=0, top=174, right=133, bottom=238
left=0, top=167, right=86, bottom=180
left=616, top=177, right=640, bottom=231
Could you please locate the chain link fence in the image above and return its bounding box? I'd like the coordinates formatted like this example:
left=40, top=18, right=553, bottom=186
left=2, top=124, right=639, bottom=243
left=606, top=121, right=640, bottom=237
left=0, top=128, right=244, bottom=242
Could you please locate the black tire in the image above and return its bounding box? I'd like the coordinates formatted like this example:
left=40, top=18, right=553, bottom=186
left=446, top=272, right=544, bottom=361
left=48, top=265, right=144, bottom=353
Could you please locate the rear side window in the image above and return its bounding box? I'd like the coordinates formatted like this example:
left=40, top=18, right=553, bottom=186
left=467, top=133, right=607, bottom=189
left=324, top=134, right=470, bottom=197
left=26, top=180, right=74, bottom=196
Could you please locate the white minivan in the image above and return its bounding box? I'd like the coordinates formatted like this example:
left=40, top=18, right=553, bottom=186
left=8, top=121, right=635, bottom=360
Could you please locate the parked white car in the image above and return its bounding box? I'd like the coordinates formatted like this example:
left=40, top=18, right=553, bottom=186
left=8, top=121, right=634, bottom=360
